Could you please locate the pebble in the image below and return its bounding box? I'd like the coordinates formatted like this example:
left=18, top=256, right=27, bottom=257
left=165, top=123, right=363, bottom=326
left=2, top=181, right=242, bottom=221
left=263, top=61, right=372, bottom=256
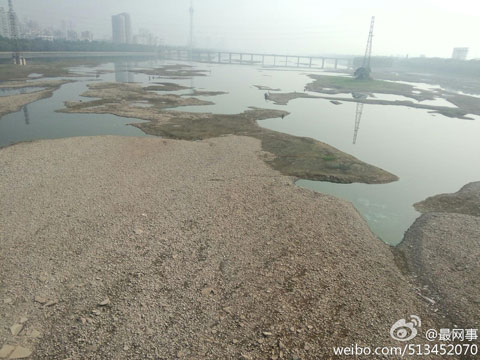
left=34, top=296, right=48, bottom=305
left=10, top=324, right=23, bottom=336
left=263, top=331, right=273, bottom=337
left=134, top=229, right=144, bottom=235
left=45, top=299, right=58, bottom=307
left=98, top=298, right=110, bottom=306
left=28, top=329, right=42, bottom=339
left=201, top=287, right=215, bottom=296
left=0, top=345, right=32, bottom=359
left=19, top=318, right=28, bottom=324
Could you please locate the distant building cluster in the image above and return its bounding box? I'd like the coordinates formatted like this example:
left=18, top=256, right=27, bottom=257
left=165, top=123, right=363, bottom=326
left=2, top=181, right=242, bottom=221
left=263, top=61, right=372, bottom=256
left=451, top=47, right=469, bottom=60
left=0, top=7, right=95, bottom=42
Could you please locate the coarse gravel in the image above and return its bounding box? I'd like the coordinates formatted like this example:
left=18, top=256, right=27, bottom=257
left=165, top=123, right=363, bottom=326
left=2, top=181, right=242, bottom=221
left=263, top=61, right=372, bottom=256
left=0, top=135, right=441, bottom=359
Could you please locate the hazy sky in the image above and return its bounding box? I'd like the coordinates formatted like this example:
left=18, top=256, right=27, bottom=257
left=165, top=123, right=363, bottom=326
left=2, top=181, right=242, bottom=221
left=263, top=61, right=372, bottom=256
left=8, top=0, right=480, bottom=58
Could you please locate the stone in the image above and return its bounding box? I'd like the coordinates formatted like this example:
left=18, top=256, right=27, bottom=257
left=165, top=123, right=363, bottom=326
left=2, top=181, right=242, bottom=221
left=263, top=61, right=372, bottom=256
left=45, top=299, right=58, bottom=307
left=201, top=287, right=215, bottom=296
left=0, top=345, right=15, bottom=359
left=92, top=310, right=101, bottom=316
left=10, top=324, right=23, bottom=336
left=34, top=296, right=48, bottom=304
left=98, top=298, right=110, bottom=306
left=263, top=331, right=273, bottom=337
left=9, top=346, right=32, bottom=359
left=232, top=339, right=239, bottom=344
left=134, top=229, right=144, bottom=235
left=19, top=318, right=28, bottom=324
left=28, top=329, right=42, bottom=339
left=3, top=298, right=13, bottom=305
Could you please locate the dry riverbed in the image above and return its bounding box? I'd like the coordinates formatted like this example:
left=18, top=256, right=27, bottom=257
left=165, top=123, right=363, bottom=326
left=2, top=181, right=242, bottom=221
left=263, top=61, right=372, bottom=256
left=0, top=135, right=442, bottom=359
left=59, top=82, right=397, bottom=184
left=302, top=74, right=480, bottom=119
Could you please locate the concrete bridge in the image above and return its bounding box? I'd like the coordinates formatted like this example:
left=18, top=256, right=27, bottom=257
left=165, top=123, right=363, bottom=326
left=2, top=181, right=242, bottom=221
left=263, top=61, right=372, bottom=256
left=158, top=48, right=354, bottom=70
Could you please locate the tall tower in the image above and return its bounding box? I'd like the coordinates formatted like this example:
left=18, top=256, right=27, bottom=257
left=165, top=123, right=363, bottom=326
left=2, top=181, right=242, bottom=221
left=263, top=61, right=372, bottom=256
left=8, top=0, right=25, bottom=65
left=354, top=16, right=375, bottom=80
left=189, top=0, right=194, bottom=49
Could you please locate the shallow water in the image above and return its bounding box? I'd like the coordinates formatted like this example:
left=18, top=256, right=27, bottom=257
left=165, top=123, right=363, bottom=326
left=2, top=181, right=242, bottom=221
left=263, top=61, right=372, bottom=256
left=0, top=87, right=47, bottom=96
left=1, top=58, right=479, bottom=245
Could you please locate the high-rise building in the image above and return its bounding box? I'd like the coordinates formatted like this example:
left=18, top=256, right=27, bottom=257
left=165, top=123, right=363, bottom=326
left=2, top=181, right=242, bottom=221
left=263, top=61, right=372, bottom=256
left=452, top=47, right=469, bottom=60
left=112, top=13, right=132, bottom=44
left=0, top=7, right=9, bottom=38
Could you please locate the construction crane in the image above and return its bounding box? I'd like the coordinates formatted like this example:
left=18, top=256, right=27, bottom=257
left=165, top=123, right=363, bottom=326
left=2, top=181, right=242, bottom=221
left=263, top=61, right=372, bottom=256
left=354, top=16, right=374, bottom=80
left=8, top=0, right=26, bottom=65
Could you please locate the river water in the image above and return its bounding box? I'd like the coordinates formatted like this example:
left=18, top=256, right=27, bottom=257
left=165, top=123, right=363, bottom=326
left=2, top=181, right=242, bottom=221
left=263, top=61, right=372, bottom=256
left=1, top=58, right=480, bottom=245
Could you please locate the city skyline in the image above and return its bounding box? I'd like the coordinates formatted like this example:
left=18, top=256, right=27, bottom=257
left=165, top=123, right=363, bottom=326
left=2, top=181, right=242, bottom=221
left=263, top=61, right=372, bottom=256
left=3, top=0, right=480, bottom=58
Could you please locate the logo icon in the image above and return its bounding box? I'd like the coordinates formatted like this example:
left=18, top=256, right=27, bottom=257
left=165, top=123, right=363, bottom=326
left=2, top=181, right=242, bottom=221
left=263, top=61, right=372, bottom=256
left=390, top=315, right=421, bottom=342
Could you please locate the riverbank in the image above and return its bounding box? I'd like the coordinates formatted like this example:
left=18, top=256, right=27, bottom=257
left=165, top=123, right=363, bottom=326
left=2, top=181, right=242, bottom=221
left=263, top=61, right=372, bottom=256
left=0, top=135, right=440, bottom=359
left=398, top=182, right=480, bottom=327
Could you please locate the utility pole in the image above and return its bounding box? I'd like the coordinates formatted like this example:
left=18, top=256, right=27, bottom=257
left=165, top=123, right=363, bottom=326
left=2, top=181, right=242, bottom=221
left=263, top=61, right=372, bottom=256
left=8, top=0, right=26, bottom=65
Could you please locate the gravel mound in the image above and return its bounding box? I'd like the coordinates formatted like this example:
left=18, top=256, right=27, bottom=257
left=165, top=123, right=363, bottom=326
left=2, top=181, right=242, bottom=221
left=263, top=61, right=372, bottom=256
left=414, top=181, right=480, bottom=217
left=400, top=212, right=480, bottom=328
left=0, top=136, right=438, bottom=359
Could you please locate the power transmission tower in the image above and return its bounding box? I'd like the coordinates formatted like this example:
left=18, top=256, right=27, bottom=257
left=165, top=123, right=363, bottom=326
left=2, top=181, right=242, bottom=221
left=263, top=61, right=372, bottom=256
left=8, top=0, right=25, bottom=65
left=354, top=16, right=375, bottom=79
left=362, top=16, right=375, bottom=68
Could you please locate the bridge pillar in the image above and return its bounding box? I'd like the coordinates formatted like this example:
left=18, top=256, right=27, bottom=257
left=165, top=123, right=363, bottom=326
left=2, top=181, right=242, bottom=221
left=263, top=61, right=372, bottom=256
left=229, top=53, right=232, bottom=64
left=322, top=58, right=325, bottom=68
left=285, top=56, right=288, bottom=66
left=335, top=58, right=338, bottom=69
left=262, top=55, right=265, bottom=65
left=297, top=56, right=300, bottom=67
left=240, top=53, right=243, bottom=64
left=273, top=56, right=276, bottom=66
left=309, top=57, right=312, bottom=67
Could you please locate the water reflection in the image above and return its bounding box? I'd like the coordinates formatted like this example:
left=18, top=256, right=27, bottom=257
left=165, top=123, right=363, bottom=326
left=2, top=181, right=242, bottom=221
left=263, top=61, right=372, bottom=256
left=351, top=93, right=367, bottom=144
left=114, top=62, right=135, bottom=83
left=20, top=88, right=30, bottom=125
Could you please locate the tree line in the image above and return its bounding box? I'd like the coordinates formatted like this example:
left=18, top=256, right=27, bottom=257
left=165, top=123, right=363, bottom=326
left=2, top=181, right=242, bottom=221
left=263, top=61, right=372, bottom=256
left=0, top=36, right=158, bottom=53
